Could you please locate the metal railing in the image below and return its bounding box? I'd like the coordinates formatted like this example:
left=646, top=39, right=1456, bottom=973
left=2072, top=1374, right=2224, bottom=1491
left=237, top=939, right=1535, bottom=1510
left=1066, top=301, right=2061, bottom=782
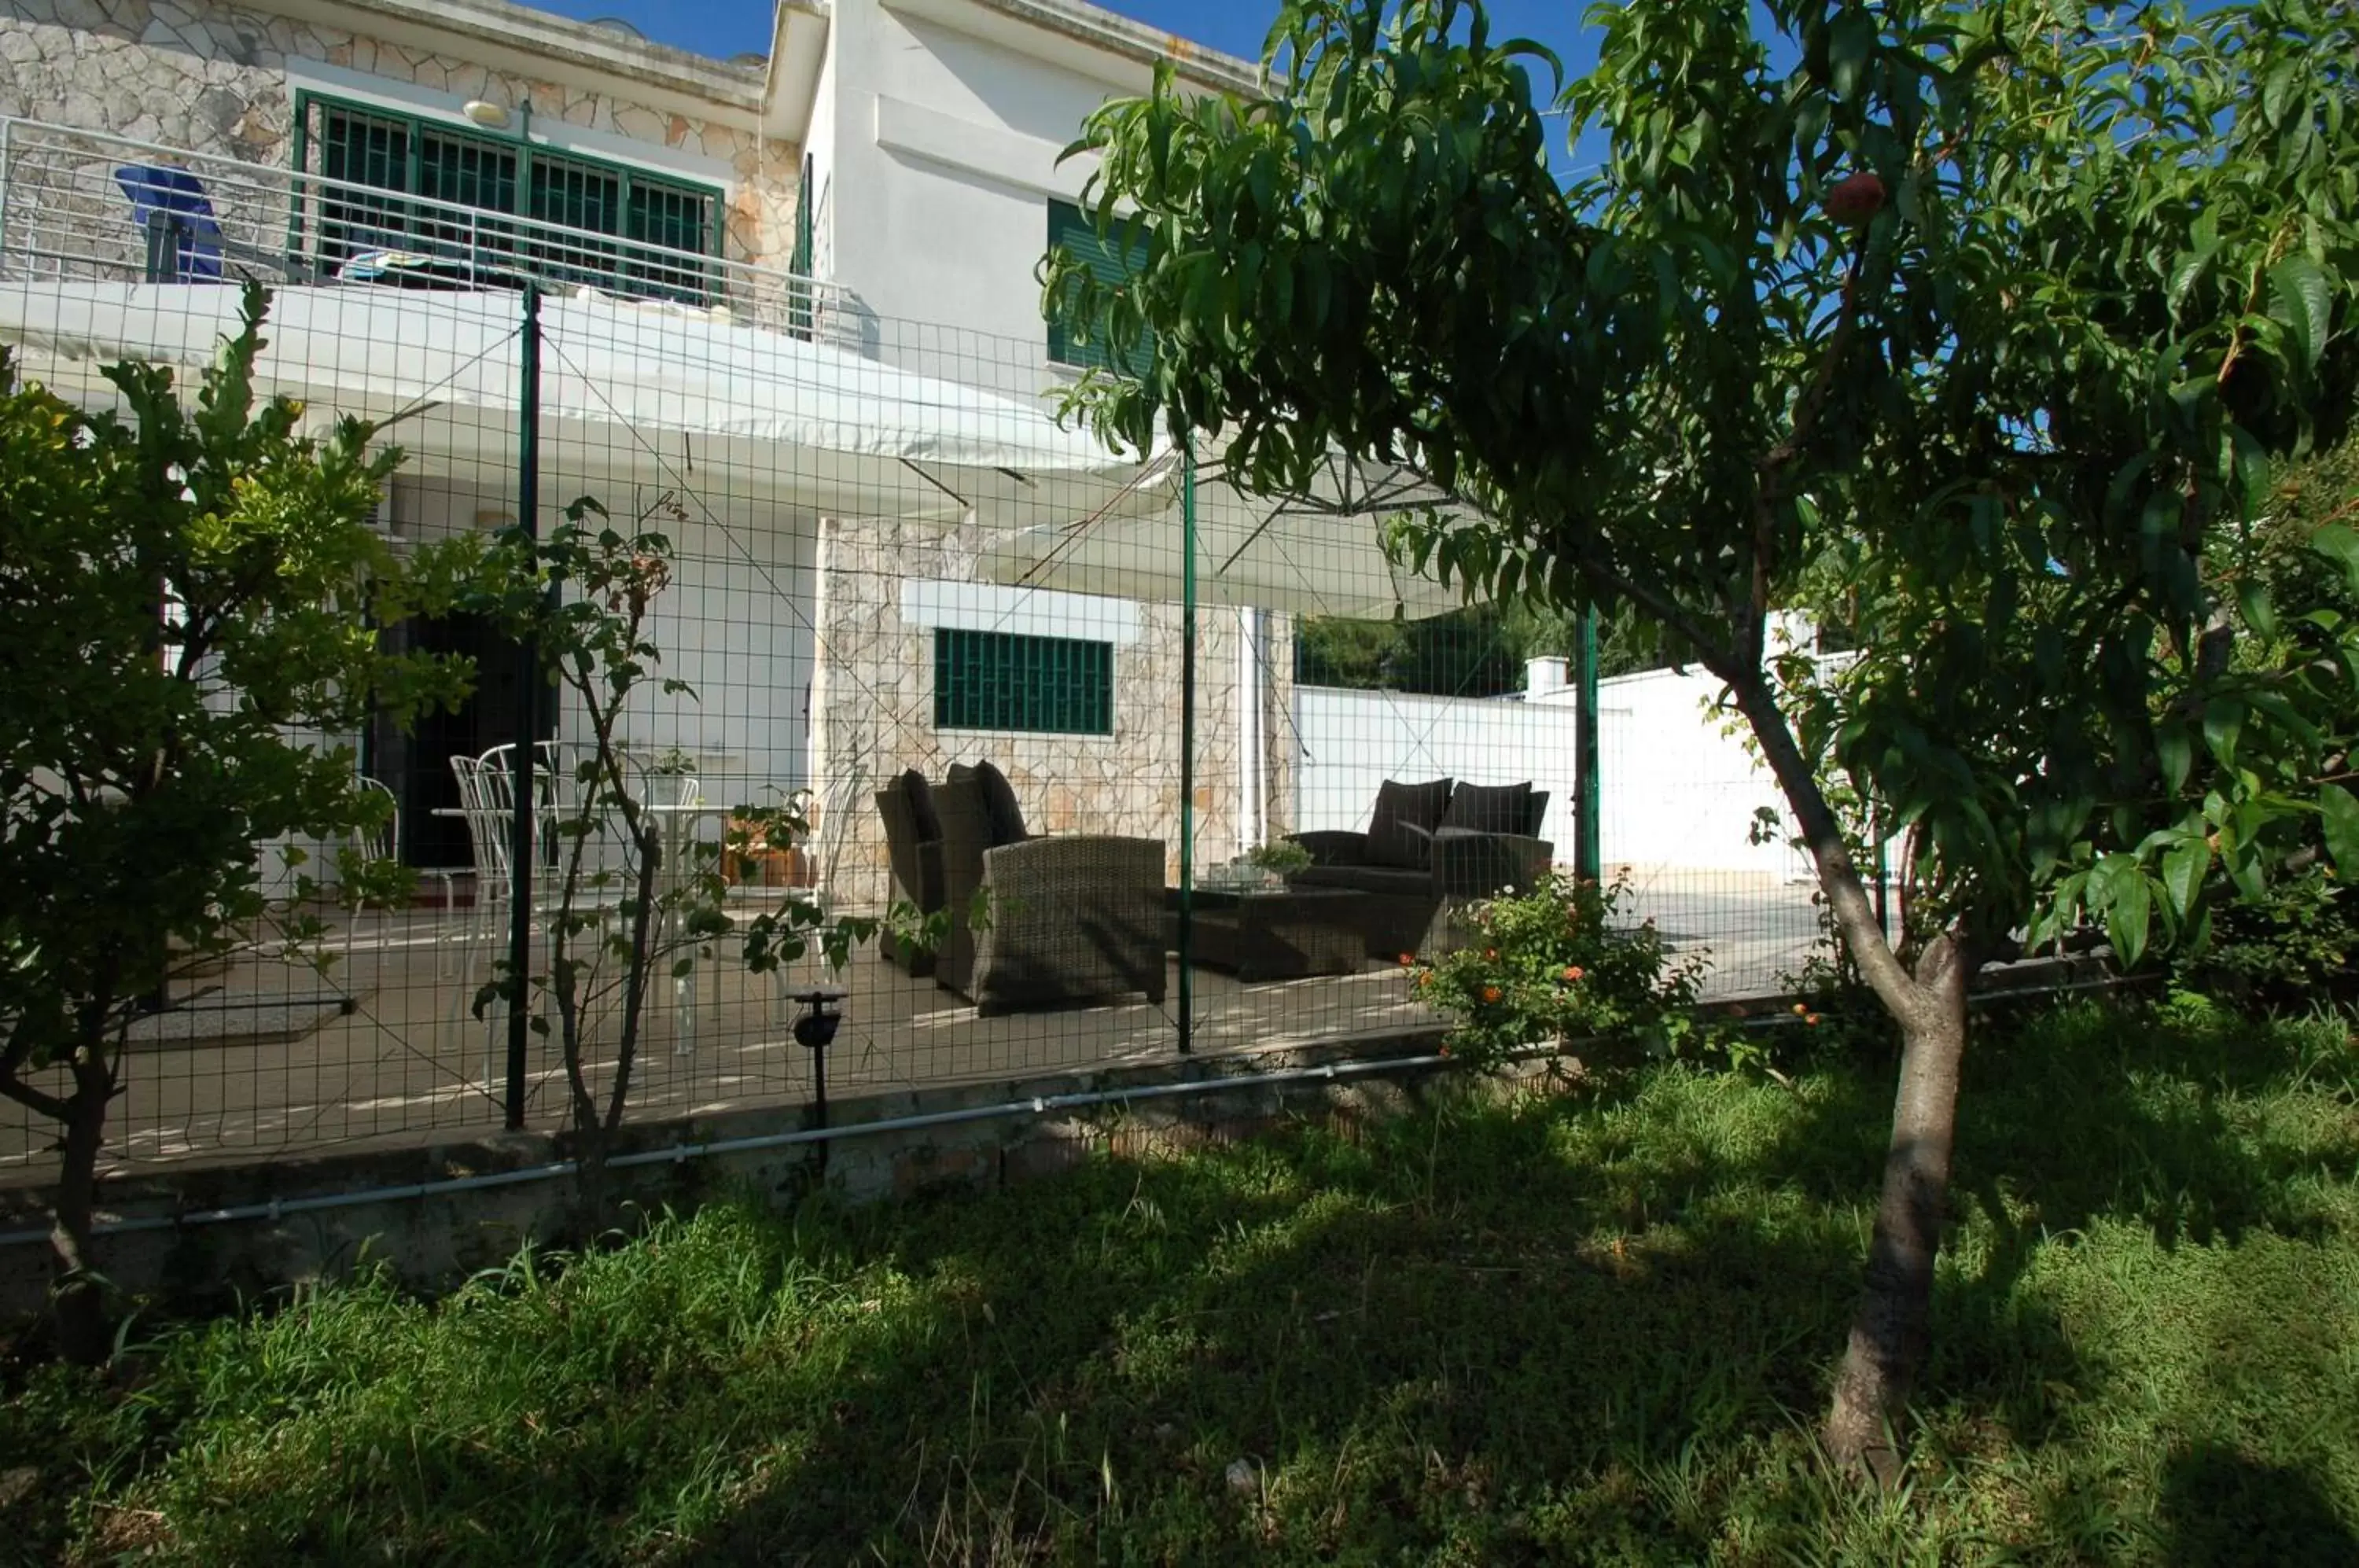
left=0, top=116, right=856, bottom=348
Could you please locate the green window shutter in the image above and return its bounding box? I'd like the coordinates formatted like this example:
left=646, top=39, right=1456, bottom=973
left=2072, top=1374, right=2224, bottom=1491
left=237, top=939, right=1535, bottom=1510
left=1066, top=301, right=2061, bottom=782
left=1046, top=197, right=1150, bottom=375
left=788, top=155, right=816, bottom=338
left=297, top=92, right=719, bottom=302
left=934, top=631, right=1113, bottom=735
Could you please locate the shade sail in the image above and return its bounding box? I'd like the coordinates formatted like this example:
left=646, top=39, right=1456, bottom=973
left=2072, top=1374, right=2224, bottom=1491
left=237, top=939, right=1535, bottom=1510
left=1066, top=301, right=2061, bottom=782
left=0, top=279, right=1161, bottom=526
left=974, top=450, right=1481, bottom=620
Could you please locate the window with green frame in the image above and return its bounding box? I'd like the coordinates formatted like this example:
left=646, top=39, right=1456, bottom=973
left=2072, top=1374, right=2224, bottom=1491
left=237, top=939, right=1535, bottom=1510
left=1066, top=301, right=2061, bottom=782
left=933, top=629, right=1114, bottom=736
left=293, top=91, right=721, bottom=303
left=1045, top=197, right=1150, bottom=374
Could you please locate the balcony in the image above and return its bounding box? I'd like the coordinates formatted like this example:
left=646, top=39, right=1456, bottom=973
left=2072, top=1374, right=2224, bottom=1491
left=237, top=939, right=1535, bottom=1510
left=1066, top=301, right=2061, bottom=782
left=0, top=115, right=852, bottom=347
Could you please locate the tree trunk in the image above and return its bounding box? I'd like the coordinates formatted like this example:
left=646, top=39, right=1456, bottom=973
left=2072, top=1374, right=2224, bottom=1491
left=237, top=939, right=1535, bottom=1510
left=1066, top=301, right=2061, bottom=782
left=1724, top=675, right=1982, bottom=1482
left=1822, top=929, right=1978, bottom=1483
left=50, top=1058, right=116, bottom=1367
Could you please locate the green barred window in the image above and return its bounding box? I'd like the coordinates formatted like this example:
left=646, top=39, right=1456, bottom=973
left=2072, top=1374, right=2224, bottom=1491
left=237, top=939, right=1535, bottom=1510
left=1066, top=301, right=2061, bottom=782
left=934, top=630, right=1114, bottom=736
left=1045, top=198, right=1150, bottom=374
left=294, top=92, right=719, bottom=303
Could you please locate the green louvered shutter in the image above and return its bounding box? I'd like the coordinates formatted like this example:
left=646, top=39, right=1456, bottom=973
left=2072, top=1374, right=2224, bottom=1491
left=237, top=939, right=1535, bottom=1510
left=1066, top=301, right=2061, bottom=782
left=934, top=631, right=1113, bottom=735
left=1045, top=197, right=1150, bottom=376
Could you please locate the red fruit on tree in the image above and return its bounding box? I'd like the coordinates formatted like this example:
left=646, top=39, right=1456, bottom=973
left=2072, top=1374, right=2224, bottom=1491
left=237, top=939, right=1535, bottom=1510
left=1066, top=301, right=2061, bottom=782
left=1824, top=171, right=1886, bottom=226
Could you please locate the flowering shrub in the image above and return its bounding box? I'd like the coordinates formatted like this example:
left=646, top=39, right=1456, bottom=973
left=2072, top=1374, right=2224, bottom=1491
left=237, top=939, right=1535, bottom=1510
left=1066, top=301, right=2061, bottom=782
left=1408, top=873, right=1709, bottom=1068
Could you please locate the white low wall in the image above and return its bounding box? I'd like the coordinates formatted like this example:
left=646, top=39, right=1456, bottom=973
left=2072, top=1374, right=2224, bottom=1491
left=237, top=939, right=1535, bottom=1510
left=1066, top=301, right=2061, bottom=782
left=1294, top=668, right=1806, bottom=879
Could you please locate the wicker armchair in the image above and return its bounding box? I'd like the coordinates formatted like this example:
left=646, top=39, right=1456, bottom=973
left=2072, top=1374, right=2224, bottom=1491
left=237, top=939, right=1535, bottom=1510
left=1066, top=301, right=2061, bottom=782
left=933, top=776, right=1166, bottom=1015
left=874, top=777, right=945, bottom=977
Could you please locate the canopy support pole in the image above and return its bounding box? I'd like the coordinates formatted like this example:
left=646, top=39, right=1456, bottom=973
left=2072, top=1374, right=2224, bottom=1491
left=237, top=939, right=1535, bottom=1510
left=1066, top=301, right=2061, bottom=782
left=504, top=284, right=543, bottom=1130
left=1177, top=436, right=1197, bottom=1056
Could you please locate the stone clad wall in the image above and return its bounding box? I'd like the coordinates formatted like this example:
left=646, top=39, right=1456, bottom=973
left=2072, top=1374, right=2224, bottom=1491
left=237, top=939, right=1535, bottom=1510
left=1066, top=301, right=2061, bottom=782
left=0, top=0, right=797, bottom=265
left=810, top=517, right=1297, bottom=912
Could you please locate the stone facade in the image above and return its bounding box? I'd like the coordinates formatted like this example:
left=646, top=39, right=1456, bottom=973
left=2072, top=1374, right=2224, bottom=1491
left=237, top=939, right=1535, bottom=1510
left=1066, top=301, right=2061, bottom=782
left=0, top=0, right=798, bottom=265
left=810, top=514, right=1296, bottom=911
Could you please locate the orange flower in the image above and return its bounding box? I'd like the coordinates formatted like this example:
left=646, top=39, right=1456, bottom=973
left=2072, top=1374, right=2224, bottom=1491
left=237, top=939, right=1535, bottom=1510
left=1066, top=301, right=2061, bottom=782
left=1562, top=966, right=1584, bottom=983
left=1485, top=948, right=1499, bottom=961
left=1791, top=1003, right=1809, bottom=1016
left=1481, top=985, right=1503, bottom=1003
left=1397, top=952, right=1416, bottom=967
left=1805, top=1013, right=1823, bottom=1027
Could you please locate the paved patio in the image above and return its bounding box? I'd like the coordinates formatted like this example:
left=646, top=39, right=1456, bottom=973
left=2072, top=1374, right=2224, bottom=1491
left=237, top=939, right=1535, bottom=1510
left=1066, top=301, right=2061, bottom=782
left=0, top=874, right=1824, bottom=1183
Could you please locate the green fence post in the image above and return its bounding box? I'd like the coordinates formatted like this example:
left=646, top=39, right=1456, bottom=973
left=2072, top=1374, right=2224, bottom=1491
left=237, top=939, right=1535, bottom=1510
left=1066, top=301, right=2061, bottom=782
left=1576, top=601, right=1602, bottom=881
left=1177, top=436, right=1196, bottom=1055
left=504, top=283, right=542, bottom=1130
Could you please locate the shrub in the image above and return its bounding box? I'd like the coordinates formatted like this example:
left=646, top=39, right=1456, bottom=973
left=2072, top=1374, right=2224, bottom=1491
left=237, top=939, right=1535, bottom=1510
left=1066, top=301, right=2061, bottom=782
left=1408, top=873, right=1710, bottom=1068
left=2174, top=867, right=2359, bottom=1009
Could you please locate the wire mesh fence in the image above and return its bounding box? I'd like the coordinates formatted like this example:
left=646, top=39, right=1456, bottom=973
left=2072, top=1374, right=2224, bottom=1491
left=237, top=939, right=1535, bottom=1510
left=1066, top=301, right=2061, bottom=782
left=0, top=116, right=1838, bottom=1183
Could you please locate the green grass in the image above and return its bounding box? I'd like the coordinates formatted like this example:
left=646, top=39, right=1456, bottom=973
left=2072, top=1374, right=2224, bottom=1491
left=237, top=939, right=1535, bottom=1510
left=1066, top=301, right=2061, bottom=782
left=5, top=999, right=2358, bottom=1565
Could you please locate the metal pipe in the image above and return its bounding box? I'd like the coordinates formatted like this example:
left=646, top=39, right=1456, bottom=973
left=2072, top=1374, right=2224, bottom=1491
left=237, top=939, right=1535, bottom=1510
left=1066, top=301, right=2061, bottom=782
left=0, top=1051, right=1453, bottom=1247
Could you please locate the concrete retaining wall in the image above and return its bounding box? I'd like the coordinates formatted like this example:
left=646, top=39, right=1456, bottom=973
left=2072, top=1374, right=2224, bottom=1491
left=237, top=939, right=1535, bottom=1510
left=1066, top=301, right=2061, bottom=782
left=0, top=1032, right=1456, bottom=1320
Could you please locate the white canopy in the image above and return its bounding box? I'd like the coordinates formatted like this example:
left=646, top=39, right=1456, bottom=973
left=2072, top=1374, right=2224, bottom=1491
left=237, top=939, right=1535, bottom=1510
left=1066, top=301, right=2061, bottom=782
left=0, top=279, right=1157, bottom=526
left=977, top=450, right=1481, bottom=620
left=0, top=278, right=1478, bottom=617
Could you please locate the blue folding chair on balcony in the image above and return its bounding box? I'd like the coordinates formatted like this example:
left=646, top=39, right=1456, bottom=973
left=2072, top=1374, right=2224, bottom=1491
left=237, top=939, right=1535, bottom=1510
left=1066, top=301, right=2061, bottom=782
left=114, top=165, right=226, bottom=282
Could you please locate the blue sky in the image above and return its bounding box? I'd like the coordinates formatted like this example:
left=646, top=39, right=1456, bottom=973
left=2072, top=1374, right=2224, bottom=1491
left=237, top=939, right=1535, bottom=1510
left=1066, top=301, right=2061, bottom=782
left=537, top=0, right=1610, bottom=172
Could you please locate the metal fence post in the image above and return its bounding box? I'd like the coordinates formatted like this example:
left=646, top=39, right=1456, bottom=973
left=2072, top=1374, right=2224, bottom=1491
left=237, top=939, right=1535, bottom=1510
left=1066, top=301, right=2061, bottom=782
left=504, top=283, right=543, bottom=1129
left=1574, top=601, right=1602, bottom=881
left=0, top=120, right=14, bottom=268
left=1176, top=436, right=1197, bottom=1055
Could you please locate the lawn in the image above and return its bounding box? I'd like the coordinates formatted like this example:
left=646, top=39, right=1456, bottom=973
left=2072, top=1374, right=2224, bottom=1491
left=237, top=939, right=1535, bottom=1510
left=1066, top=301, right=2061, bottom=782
left=5, top=999, right=2357, bottom=1565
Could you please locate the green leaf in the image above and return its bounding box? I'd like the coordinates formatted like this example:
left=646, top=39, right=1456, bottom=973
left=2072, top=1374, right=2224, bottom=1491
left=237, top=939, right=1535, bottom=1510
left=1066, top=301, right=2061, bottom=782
left=2202, top=698, right=2243, bottom=771
left=2161, top=836, right=2208, bottom=920
left=2323, top=784, right=2359, bottom=881
left=2236, top=580, right=2279, bottom=641
left=2314, top=524, right=2359, bottom=595
left=1827, top=9, right=1876, bottom=101
left=2107, top=870, right=2152, bottom=970
left=2166, top=248, right=2212, bottom=318
left=2268, top=256, right=2332, bottom=373
left=2156, top=722, right=2193, bottom=794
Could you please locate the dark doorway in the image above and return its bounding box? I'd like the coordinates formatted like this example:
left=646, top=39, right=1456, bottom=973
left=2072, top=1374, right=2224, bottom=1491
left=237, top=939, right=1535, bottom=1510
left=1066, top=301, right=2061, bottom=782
left=366, top=613, right=553, bottom=879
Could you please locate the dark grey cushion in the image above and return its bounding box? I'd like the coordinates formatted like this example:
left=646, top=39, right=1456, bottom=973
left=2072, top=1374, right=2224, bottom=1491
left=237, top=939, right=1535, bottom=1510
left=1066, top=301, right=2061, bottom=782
left=1367, top=777, right=1452, bottom=869
left=897, top=767, right=941, bottom=844
left=1442, top=780, right=1533, bottom=835
left=969, top=760, right=1029, bottom=847
left=1525, top=790, right=1550, bottom=837
left=1292, top=863, right=1434, bottom=897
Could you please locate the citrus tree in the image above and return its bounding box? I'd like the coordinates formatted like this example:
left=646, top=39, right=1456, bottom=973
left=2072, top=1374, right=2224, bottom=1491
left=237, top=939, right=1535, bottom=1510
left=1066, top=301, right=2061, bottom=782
left=0, top=286, right=473, bottom=1362
left=1047, top=0, right=2358, bottom=1478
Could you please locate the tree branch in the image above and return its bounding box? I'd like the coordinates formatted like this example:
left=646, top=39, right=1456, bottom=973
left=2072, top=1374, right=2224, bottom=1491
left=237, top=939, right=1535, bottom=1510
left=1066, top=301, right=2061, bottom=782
left=1748, top=227, right=1879, bottom=666
left=1729, top=675, right=1928, bottom=1023
left=1569, top=554, right=1738, bottom=672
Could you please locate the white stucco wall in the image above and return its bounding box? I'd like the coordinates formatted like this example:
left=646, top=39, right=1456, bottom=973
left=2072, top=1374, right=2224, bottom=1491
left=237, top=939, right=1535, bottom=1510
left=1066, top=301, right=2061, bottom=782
left=1294, top=668, right=1814, bottom=880
left=818, top=0, right=1154, bottom=392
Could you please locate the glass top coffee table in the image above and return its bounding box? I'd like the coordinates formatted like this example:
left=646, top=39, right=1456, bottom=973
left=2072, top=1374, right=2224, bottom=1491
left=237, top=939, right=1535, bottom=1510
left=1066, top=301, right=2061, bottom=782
left=1165, top=885, right=1371, bottom=981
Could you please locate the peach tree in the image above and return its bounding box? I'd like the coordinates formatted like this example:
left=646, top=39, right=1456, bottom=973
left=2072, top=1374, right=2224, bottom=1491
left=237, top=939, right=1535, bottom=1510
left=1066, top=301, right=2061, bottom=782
left=1047, top=0, right=2357, bottom=1478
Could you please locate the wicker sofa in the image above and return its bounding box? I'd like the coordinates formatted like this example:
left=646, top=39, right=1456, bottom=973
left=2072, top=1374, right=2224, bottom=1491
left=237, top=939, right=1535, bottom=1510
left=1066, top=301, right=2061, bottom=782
left=1286, top=778, right=1554, bottom=957
left=918, top=764, right=1165, bottom=1015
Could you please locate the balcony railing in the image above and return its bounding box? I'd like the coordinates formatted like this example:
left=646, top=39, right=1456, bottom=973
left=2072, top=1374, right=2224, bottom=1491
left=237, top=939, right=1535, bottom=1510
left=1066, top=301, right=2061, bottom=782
left=0, top=116, right=854, bottom=347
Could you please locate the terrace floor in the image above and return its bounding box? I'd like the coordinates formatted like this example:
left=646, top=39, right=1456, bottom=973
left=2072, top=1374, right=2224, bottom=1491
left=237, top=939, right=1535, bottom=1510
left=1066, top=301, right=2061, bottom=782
left=0, top=872, right=1822, bottom=1183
